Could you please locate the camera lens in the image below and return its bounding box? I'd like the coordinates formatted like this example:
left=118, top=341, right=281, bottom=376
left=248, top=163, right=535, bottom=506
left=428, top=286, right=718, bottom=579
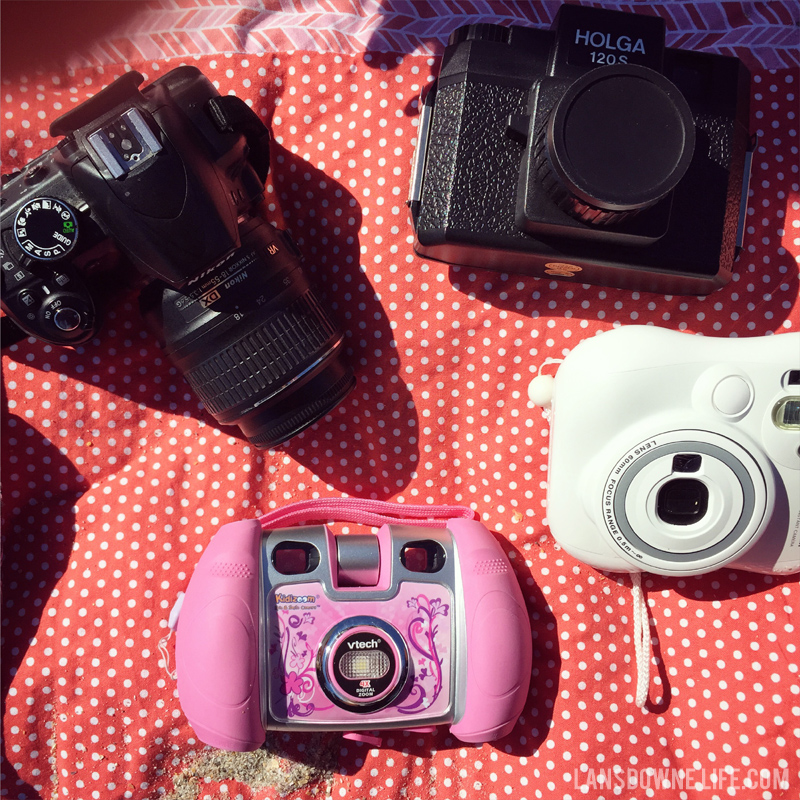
left=538, top=64, right=695, bottom=226
left=139, top=217, right=355, bottom=448
left=656, top=478, right=709, bottom=526
left=318, top=617, right=409, bottom=712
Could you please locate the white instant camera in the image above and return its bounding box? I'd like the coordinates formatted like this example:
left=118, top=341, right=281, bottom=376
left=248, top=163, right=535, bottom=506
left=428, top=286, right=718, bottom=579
left=530, top=326, right=800, bottom=576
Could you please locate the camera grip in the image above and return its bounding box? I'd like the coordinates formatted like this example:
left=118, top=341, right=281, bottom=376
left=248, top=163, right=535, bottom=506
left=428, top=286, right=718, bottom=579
left=175, top=519, right=264, bottom=751
left=448, top=519, right=532, bottom=743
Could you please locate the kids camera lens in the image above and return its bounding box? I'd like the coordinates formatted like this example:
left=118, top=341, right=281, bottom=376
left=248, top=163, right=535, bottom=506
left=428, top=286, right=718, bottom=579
left=140, top=216, right=355, bottom=448
left=317, top=617, right=409, bottom=712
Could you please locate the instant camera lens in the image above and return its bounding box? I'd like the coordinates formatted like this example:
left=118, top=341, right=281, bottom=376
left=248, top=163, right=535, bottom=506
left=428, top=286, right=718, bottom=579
left=140, top=217, right=355, bottom=448
left=656, top=478, right=709, bottom=526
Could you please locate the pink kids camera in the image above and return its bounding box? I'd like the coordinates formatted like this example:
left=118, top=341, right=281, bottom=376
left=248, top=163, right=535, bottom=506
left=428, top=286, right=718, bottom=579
left=172, top=501, right=532, bottom=751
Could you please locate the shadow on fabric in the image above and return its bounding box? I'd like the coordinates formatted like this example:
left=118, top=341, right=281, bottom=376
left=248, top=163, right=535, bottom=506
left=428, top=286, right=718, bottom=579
left=1, top=142, right=419, bottom=497
left=0, top=408, right=87, bottom=800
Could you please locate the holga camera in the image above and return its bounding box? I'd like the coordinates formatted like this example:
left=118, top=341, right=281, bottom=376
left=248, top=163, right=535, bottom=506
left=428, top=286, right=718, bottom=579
left=530, top=326, right=800, bottom=576
left=1, top=67, right=354, bottom=447
left=409, top=4, right=753, bottom=295
left=173, top=516, right=532, bottom=749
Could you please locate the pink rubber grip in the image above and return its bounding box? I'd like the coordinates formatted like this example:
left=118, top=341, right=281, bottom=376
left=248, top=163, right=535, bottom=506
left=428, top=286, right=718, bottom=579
left=448, top=519, right=532, bottom=742
left=175, top=519, right=264, bottom=751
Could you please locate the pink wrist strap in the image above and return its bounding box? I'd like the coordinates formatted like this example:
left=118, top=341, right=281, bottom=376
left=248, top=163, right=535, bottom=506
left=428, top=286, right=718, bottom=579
left=257, top=497, right=477, bottom=529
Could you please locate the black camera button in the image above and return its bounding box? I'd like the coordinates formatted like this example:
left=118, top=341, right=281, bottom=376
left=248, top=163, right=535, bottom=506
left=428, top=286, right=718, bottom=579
left=52, top=306, right=83, bottom=332
left=18, top=290, right=38, bottom=309
left=2, top=229, right=26, bottom=267
left=56, top=137, right=82, bottom=162
left=11, top=289, right=99, bottom=346
left=2, top=263, right=33, bottom=288
left=22, top=163, right=50, bottom=186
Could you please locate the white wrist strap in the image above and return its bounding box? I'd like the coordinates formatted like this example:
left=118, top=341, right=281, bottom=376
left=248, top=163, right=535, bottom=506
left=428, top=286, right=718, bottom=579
left=157, top=629, right=177, bottom=681
left=631, top=572, right=651, bottom=708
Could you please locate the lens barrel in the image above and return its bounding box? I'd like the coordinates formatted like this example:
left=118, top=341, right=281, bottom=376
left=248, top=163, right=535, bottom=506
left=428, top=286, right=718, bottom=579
left=140, top=218, right=355, bottom=448
left=535, top=64, right=695, bottom=226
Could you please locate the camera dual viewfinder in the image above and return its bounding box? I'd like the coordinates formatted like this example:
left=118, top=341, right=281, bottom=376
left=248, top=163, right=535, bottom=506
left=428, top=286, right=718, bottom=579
left=272, top=537, right=446, bottom=584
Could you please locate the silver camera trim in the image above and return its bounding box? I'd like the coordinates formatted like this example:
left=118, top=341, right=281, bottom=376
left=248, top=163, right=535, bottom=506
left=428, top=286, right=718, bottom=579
left=88, top=108, right=162, bottom=179
left=258, top=524, right=466, bottom=732
left=602, top=433, right=768, bottom=571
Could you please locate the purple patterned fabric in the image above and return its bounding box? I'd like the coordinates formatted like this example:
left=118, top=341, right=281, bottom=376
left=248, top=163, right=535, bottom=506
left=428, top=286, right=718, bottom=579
left=5, top=1, right=797, bottom=71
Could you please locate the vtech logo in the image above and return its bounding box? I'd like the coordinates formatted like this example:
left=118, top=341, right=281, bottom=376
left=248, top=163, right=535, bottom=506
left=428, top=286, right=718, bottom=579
left=347, top=639, right=380, bottom=650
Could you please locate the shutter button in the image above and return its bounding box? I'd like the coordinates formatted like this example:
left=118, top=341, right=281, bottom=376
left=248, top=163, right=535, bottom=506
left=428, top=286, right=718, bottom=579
left=53, top=307, right=82, bottom=332
left=711, top=375, right=753, bottom=416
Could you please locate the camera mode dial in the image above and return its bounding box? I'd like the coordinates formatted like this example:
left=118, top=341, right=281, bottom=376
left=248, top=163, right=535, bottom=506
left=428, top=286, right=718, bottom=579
left=13, top=197, right=79, bottom=261
left=535, top=64, right=695, bottom=226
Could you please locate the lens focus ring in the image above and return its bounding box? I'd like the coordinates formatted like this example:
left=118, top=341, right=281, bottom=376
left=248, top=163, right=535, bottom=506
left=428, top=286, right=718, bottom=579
left=140, top=219, right=356, bottom=449
left=184, top=290, right=340, bottom=416
left=535, top=64, right=695, bottom=225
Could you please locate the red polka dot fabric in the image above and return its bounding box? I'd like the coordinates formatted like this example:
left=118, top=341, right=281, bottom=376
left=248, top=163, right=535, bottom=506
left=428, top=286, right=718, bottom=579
left=2, top=3, right=798, bottom=800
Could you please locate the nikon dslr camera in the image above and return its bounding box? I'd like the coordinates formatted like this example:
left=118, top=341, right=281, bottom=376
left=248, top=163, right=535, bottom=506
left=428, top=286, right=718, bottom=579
left=1, top=67, right=354, bottom=447
left=410, top=5, right=752, bottom=295
left=173, top=517, right=532, bottom=749
left=535, top=326, right=800, bottom=577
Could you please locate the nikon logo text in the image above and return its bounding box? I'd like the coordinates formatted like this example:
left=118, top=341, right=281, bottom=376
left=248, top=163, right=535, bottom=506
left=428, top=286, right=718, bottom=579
left=348, top=639, right=380, bottom=649
left=574, top=29, right=646, bottom=54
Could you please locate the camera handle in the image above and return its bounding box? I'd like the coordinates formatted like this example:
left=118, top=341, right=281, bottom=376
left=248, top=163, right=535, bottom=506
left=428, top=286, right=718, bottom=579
left=258, top=496, right=477, bottom=530
left=631, top=572, right=651, bottom=709
left=529, top=357, right=652, bottom=710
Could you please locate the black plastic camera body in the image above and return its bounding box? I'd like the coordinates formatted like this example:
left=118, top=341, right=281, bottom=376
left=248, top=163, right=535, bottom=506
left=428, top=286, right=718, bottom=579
left=1, top=67, right=354, bottom=448
left=409, top=5, right=753, bottom=295
left=1, top=67, right=269, bottom=342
